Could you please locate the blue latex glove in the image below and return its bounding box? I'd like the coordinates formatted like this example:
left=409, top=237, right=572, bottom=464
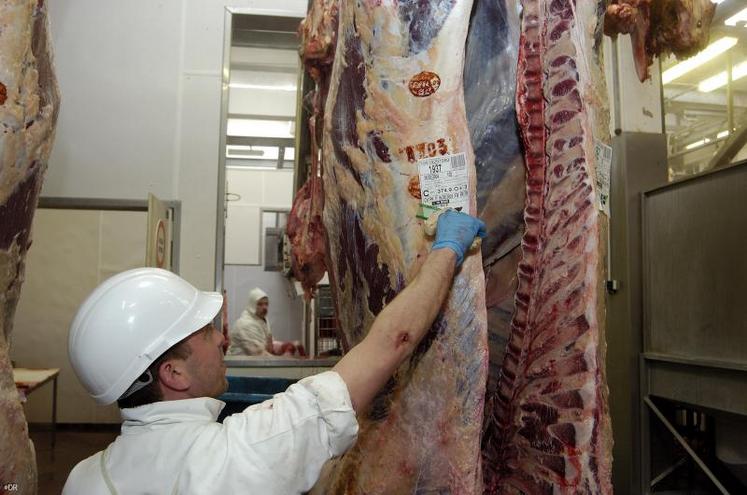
left=431, top=210, right=487, bottom=266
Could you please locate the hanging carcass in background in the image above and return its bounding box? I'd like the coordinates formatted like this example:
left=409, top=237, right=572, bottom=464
left=462, top=0, right=527, bottom=482
left=299, top=0, right=338, bottom=82
left=289, top=0, right=340, bottom=297
left=298, top=0, right=339, bottom=139
left=286, top=150, right=326, bottom=298
left=487, top=0, right=614, bottom=492
left=604, top=0, right=716, bottom=81
left=312, top=0, right=488, bottom=492
left=0, top=1, right=60, bottom=494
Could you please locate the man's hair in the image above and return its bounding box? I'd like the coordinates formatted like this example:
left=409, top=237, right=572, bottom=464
left=116, top=324, right=213, bottom=409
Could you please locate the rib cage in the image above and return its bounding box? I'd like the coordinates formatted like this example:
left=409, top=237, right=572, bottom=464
left=490, top=0, right=613, bottom=493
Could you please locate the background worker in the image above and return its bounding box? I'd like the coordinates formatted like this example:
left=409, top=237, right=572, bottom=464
left=226, top=287, right=274, bottom=356
left=226, top=288, right=306, bottom=357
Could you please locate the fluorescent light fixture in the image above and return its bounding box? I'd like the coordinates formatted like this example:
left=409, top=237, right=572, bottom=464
left=725, top=7, right=747, bottom=27
left=227, top=146, right=265, bottom=157
left=711, top=0, right=727, bottom=4
left=698, top=60, right=747, bottom=91
left=717, top=130, right=730, bottom=139
left=227, top=118, right=294, bottom=138
left=685, top=138, right=711, bottom=150
left=225, top=145, right=296, bottom=161
left=662, top=37, right=738, bottom=84
left=229, top=82, right=297, bottom=92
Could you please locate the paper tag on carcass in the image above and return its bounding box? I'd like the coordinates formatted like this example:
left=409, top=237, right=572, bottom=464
left=417, top=152, right=469, bottom=211
left=594, top=141, right=613, bottom=217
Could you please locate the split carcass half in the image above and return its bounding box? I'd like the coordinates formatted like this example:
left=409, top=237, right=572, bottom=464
left=313, top=0, right=488, bottom=492
left=489, top=0, right=614, bottom=492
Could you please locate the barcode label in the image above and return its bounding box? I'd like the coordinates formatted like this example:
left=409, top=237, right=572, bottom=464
left=417, top=152, right=470, bottom=211
left=594, top=140, right=613, bottom=217
left=450, top=153, right=466, bottom=170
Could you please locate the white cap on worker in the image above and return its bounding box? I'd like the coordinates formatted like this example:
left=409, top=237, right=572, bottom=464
left=68, top=268, right=223, bottom=405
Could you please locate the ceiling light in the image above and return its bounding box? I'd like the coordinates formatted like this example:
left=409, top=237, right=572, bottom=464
left=698, top=60, right=747, bottom=91
left=229, top=82, right=297, bottom=92
left=227, top=146, right=264, bottom=157
left=717, top=130, right=730, bottom=139
left=662, top=37, right=738, bottom=84
left=227, top=119, right=295, bottom=138
left=725, top=7, right=747, bottom=27
left=685, top=138, right=710, bottom=150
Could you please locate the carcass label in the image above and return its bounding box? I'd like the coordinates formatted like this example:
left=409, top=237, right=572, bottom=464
left=417, top=153, right=469, bottom=211
left=594, top=140, right=613, bottom=217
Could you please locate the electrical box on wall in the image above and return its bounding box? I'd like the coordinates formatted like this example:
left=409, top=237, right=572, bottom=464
left=264, top=227, right=285, bottom=271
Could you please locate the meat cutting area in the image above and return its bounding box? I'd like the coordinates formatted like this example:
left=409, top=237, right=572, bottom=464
left=1, top=1, right=745, bottom=494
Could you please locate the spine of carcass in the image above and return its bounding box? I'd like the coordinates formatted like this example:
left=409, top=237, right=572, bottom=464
left=491, top=0, right=613, bottom=493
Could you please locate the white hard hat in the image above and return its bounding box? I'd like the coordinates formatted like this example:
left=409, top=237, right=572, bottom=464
left=68, top=268, right=223, bottom=405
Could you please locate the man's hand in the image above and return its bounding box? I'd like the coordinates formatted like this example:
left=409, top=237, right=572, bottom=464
left=431, top=210, right=486, bottom=266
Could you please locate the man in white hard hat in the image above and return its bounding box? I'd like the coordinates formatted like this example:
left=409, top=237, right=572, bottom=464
left=63, top=210, right=486, bottom=494
left=226, top=287, right=274, bottom=356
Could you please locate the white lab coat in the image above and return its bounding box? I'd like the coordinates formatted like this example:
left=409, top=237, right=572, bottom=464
left=62, top=371, right=358, bottom=495
left=226, top=287, right=273, bottom=356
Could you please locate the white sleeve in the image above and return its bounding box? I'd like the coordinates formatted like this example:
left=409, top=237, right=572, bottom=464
left=221, top=371, right=358, bottom=492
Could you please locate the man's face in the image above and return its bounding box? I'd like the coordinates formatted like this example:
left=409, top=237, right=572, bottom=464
left=183, top=324, right=228, bottom=398
left=255, top=297, right=269, bottom=319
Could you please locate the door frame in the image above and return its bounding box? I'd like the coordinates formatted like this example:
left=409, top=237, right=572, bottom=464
left=214, top=6, right=307, bottom=294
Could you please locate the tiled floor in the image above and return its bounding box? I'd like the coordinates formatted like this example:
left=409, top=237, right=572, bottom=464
left=31, top=428, right=119, bottom=495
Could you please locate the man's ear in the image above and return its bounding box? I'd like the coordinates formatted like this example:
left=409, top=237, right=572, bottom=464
left=157, top=359, right=191, bottom=393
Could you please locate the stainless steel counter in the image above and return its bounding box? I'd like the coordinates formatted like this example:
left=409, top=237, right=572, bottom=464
left=224, top=356, right=339, bottom=379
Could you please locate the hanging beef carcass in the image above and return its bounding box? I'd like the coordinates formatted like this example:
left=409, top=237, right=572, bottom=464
left=312, top=0, right=488, bottom=492
left=287, top=146, right=326, bottom=298
left=299, top=0, right=339, bottom=77
left=0, top=1, right=60, bottom=494
left=604, top=0, right=716, bottom=81
left=298, top=0, right=339, bottom=133
left=487, top=0, right=614, bottom=492
left=290, top=0, right=340, bottom=297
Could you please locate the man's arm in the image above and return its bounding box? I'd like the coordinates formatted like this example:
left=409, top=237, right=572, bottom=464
left=265, top=334, right=274, bottom=354
left=333, top=210, right=486, bottom=413
left=333, top=248, right=457, bottom=412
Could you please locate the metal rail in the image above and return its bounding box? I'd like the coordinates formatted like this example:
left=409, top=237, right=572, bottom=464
left=650, top=457, right=687, bottom=488
left=644, top=396, right=731, bottom=495
left=708, top=124, right=747, bottom=170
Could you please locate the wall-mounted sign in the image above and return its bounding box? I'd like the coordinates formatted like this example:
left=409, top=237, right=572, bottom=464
left=155, top=219, right=167, bottom=268
left=146, top=193, right=171, bottom=270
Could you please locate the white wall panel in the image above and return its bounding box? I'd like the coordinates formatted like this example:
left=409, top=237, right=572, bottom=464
left=12, top=209, right=146, bottom=424
left=225, top=204, right=261, bottom=265
left=43, top=0, right=180, bottom=200
left=175, top=74, right=222, bottom=289
left=262, top=170, right=294, bottom=206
